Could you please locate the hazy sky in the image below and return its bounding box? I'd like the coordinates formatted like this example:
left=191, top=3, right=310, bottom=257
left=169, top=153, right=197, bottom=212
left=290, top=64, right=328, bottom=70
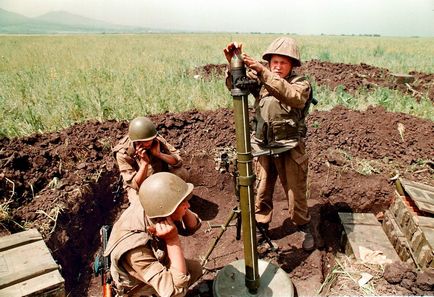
left=1, top=0, right=433, bottom=36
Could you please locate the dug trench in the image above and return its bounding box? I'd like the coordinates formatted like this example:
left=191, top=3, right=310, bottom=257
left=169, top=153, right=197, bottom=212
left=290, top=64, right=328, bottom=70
left=1, top=61, right=433, bottom=296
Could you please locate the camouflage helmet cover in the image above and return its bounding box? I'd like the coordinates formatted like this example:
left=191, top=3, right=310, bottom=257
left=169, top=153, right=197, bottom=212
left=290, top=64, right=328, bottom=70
left=262, top=37, right=301, bottom=67
left=139, top=172, right=194, bottom=219
left=128, top=117, right=157, bottom=142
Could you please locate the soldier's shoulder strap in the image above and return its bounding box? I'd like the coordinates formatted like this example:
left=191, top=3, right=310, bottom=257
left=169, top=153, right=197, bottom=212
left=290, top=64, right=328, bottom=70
left=112, top=135, right=131, bottom=157
left=289, top=75, right=308, bottom=84
left=289, top=75, right=318, bottom=116
left=103, top=229, right=146, bottom=257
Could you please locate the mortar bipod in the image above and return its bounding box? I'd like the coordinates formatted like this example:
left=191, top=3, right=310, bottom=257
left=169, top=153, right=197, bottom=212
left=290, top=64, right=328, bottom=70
left=200, top=206, right=278, bottom=268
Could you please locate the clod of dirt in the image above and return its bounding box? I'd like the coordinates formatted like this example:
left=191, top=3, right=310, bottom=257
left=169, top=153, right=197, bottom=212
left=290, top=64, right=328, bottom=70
left=415, top=269, right=434, bottom=292
left=383, top=261, right=414, bottom=284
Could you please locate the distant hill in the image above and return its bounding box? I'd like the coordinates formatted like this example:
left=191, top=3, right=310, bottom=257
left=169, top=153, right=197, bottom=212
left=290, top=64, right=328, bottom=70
left=0, top=8, right=164, bottom=34
left=0, top=8, right=29, bottom=25
left=34, top=11, right=117, bottom=28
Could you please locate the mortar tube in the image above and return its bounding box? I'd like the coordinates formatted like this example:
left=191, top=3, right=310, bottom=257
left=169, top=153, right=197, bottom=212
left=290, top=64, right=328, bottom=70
left=231, top=76, right=260, bottom=293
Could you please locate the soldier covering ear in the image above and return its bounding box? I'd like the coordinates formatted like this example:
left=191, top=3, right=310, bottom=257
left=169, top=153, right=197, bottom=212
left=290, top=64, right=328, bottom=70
left=104, top=172, right=203, bottom=297
left=113, top=117, right=189, bottom=204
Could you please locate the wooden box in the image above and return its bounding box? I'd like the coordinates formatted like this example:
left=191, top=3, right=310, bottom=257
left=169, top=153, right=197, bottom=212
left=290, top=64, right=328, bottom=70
left=339, top=212, right=400, bottom=263
left=0, top=229, right=65, bottom=297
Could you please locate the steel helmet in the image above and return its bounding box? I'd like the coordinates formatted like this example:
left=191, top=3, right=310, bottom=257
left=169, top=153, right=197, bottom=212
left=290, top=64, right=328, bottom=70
left=262, top=37, right=301, bottom=67
left=139, top=172, right=194, bottom=219
left=128, top=117, right=157, bottom=142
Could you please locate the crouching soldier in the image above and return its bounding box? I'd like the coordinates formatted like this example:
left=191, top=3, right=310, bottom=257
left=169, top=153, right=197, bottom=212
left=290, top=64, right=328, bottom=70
left=113, top=116, right=189, bottom=204
left=104, top=172, right=203, bottom=297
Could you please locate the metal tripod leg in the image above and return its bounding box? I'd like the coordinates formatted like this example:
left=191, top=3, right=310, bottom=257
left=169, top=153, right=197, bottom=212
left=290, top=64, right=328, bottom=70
left=201, top=207, right=241, bottom=267
left=256, top=223, right=278, bottom=252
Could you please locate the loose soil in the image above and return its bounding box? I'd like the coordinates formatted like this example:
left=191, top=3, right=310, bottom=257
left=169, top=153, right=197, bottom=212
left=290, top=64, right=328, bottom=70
left=1, top=60, right=433, bottom=296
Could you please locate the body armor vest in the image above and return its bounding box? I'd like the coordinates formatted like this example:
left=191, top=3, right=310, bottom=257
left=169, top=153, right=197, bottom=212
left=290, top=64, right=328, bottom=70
left=254, top=76, right=311, bottom=148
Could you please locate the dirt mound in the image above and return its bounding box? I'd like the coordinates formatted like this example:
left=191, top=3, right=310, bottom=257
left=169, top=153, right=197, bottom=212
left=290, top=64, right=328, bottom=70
left=298, top=60, right=434, bottom=101
left=194, top=60, right=434, bottom=101
left=1, top=60, right=433, bottom=296
left=191, top=64, right=227, bottom=80
left=1, top=102, right=433, bottom=295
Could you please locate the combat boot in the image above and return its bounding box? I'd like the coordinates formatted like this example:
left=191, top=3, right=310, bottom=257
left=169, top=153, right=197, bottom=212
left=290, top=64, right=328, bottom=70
left=299, top=223, right=315, bottom=252
left=256, top=222, right=269, bottom=244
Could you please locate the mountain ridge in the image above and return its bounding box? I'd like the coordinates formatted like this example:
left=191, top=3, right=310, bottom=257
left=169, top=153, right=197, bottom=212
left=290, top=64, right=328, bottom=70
left=0, top=8, right=164, bottom=34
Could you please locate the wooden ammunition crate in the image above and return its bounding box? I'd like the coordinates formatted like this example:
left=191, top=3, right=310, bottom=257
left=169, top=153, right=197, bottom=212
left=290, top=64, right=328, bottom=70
left=382, top=181, right=434, bottom=269
left=383, top=210, right=412, bottom=262
left=339, top=212, right=400, bottom=263
left=0, top=229, right=65, bottom=297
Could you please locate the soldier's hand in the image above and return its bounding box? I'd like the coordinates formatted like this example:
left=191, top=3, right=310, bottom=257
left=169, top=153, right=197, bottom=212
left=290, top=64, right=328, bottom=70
left=224, top=42, right=243, bottom=63
left=135, top=145, right=146, bottom=158
left=242, top=53, right=266, bottom=74
left=148, top=217, right=179, bottom=241
left=136, top=147, right=150, bottom=165
left=149, top=140, right=161, bottom=158
left=139, top=155, right=150, bottom=167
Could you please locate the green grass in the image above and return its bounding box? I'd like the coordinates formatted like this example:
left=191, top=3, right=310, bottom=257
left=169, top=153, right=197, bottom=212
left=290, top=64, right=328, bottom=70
left=311, top=83, right=433, bottom=121
left=0, top=34, right=433, bottom=138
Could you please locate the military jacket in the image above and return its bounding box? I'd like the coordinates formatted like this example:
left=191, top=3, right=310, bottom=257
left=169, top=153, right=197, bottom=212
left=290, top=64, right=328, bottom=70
left=253, top=68, right=311, bottom=148
left=104, top=203, right=201, bottom=296
left=226, top=66, right=312, bottom=150
left=113, top=135, right=182, bottom=191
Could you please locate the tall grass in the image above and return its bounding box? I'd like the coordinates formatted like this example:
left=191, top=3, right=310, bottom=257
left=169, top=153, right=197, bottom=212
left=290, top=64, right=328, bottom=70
left=297, top=35, right=434, bottom=73
left=311, top=83, right=433, bottom=121
left=0, top=34, right=433, bottom=138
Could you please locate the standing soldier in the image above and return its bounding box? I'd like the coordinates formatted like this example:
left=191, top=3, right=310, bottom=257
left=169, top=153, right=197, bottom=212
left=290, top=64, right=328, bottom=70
left=113, top=117, right=188, bottom=204
left=104, top=172, right=203, bottom=296
left=224, top=37, right=315, bottom=251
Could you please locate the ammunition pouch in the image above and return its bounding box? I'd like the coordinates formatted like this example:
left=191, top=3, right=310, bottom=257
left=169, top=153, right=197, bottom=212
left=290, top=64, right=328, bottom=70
left=255, top=119, right=300, bottom=147
left=269, top=119, right=299, bottom=142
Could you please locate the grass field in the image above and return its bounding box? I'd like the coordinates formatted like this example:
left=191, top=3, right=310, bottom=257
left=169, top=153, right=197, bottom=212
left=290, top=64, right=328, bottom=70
left=0, top=34, right=433, bottom=138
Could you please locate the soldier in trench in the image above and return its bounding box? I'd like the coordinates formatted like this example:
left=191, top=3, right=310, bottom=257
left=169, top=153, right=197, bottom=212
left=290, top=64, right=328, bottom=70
left=224, top=37, right=315, bottom=251
left=104, top=172, right=203, bottom=297
left=113, top=116, right=188, bottom=204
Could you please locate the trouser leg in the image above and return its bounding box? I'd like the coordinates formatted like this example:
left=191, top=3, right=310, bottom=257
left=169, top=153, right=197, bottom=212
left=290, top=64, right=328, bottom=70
left=169, top=260, right=202, bottom=297
left=127, top=259, right=201, bottom=297
left=186, top=259, right=203, bottom=286
left=254, top=155, right=278, bottom=224
left=275, top=143, right=310, bottom=226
